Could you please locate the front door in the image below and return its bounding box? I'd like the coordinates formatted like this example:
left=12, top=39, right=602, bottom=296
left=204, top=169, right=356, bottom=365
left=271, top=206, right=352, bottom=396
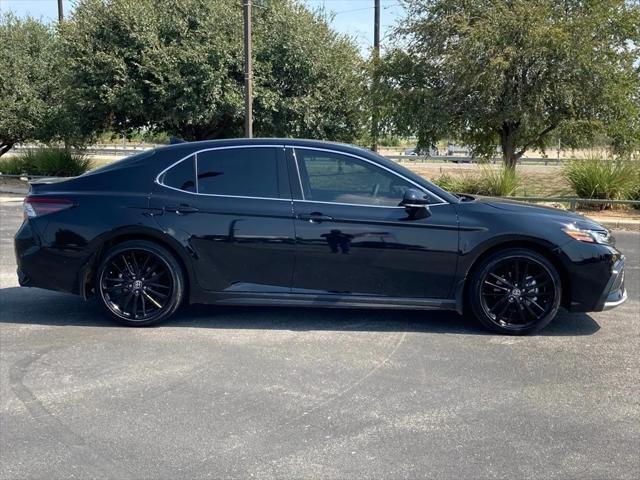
left=288, top=147, right=459, bottom=299
left=151, top=145, right=296, bottom=293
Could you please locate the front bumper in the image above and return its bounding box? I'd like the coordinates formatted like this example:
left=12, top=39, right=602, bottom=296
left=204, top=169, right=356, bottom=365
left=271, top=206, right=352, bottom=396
left=597, top=257, right=626, bottom=311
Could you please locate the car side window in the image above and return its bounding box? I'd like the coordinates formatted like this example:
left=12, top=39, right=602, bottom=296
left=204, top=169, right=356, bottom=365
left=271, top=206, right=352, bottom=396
left=295, top=149, right=417, bottom=206
left=197, top=147, right=279, bottom=198
left=162, top=155, right=196, bottom=192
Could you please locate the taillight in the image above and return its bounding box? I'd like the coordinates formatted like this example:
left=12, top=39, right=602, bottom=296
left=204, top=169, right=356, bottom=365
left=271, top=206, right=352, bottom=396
left=23, top=197, right=74, bottom=218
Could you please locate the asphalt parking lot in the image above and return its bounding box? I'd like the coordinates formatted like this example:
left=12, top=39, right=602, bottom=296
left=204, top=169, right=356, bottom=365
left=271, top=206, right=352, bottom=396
left=0, top=194, right=638, bottom=479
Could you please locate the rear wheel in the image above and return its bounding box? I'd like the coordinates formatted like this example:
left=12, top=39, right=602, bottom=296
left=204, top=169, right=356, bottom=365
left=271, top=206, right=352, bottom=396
left=96, top=240, right=184, bottom=326
left=468, top=248, right=561, bottom=335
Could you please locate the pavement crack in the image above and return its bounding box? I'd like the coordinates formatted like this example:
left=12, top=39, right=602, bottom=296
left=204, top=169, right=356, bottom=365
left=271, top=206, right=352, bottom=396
left=9, top=347, right=134, bottom=479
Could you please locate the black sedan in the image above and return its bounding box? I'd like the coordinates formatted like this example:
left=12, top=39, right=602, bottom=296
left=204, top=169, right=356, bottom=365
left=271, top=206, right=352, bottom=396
left=14, top=139, right=627, bottom=334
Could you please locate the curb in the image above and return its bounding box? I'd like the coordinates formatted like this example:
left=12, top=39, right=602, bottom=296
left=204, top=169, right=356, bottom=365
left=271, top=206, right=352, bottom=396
left=0, top=186, right=28, bottom=195
left=586, top=217, right=640, bottom=231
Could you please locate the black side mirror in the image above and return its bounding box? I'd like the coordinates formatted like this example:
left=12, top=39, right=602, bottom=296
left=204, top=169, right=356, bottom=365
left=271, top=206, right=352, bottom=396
left=400, top=188, right=431, bottom=219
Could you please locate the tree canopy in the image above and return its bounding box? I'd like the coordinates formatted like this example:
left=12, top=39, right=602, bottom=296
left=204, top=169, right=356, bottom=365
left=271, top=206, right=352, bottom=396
left=0, top=14, right=56, bottom=156
left=59, top=0, right=366, bottom=142
left=380, top=0, right=640, bottom=168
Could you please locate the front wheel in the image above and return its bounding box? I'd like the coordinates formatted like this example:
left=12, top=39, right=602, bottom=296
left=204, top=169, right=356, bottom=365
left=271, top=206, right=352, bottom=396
left=468, top=248, right=562, bottom=335
left=96, top=240, right=185, bottom=326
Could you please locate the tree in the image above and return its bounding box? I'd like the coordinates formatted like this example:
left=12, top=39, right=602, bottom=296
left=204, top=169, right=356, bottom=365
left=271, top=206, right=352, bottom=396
left=59, top=0, right=366, bottom=142
left=0, top=14, right=56, bottom=157
left=380, top=0, right=640, bottom=169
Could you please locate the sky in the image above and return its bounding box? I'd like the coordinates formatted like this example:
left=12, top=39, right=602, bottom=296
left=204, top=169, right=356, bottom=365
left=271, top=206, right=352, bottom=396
left=0, top=0, right=405, bottom=56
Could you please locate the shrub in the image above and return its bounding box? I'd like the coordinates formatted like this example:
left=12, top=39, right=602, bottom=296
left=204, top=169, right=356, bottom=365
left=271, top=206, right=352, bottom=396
left=0, top=156, right=27, bottom=175
left=476, top=166, right=520, bottom=197
left=431, top=172, right=457, bottom=191
left=629, top=180, right=640, bottom=209
left=432, top=167, right=519, bottom=197
left=563, top=157, right=636, bottom=202
left=0, top=148, right=92, bottom=177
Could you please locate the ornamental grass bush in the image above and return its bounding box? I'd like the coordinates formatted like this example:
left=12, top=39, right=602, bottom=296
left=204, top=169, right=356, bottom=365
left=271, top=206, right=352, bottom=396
left=563, top=156, right=639, bottom=209
left=0, top=148, right=92, bottom=177
left=563, top=157, right=637, bottom=200
left=432, top=167, right=520, bottom=197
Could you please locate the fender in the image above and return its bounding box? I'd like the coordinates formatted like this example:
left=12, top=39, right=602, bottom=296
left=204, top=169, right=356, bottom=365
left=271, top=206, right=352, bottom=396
left=453, top=233, right=568, bottom=313
left=79, top=223, right=199, bottom=301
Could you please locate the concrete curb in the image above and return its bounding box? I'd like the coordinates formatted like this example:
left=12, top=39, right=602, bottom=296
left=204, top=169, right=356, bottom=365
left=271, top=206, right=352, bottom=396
left=586, top=216, right=640, bottom=231
left=0, top=185, right=28, bottom=195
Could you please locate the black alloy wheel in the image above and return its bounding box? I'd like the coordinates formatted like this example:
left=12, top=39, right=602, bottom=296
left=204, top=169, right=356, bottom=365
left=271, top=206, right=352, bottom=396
left=469, top=248, right=561, bottom=335
left=97, top=240, right=184, bottom=326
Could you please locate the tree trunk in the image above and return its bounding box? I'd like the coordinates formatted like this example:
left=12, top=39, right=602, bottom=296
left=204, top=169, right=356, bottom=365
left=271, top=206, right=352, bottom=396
left=502, top=146, right=519, bottom=171
left=500, top=123, right=520, bottom=171
left=0, top=142, right=14, bottom=158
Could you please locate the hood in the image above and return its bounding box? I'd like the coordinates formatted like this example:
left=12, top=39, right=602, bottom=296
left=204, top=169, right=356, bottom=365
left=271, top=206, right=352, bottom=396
left=473, top=196, right=608, bottom=229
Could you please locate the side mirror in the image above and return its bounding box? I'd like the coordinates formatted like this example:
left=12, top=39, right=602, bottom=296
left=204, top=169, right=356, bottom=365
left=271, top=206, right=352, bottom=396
left=400, top=188, right=431, bottom=219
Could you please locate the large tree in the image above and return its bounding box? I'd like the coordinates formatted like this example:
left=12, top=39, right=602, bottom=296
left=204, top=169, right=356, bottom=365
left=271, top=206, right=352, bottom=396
left=380, top=0, right=640, bottom=168
left=59, top=0, right=366, bottom=142
left=0, top=14, right=55, bottom=157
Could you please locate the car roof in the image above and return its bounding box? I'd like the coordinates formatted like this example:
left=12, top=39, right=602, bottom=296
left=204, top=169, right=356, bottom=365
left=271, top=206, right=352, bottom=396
left=154, top=138, right=370, bottom=156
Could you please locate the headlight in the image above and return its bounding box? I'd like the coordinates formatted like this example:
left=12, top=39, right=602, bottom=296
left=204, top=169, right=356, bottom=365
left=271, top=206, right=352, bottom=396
left=562, top=223, right=613, bottom=245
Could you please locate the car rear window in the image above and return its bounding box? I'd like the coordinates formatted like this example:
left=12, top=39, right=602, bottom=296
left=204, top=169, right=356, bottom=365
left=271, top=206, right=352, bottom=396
left=162, top=155, right=196, bottom=192
left=196, top=147, right=279, bottom=198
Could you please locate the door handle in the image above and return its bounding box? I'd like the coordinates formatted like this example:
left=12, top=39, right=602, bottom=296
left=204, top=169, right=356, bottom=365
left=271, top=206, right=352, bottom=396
left=298, top=212, right=334, bottom=223
left=164, top=204, right=199, bottom=214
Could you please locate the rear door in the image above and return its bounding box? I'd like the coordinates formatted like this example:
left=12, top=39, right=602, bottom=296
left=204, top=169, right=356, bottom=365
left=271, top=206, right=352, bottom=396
left=150, top=145, right=296, bottom=293
left=287, top=146, right=459, bottom=299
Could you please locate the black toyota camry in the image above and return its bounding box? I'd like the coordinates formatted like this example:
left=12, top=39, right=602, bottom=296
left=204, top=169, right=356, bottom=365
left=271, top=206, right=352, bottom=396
left=14, top=139, right=626, bottom=334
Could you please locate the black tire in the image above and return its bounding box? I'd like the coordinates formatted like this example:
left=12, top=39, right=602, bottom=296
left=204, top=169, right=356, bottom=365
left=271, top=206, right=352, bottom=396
left=467, top=248, right=561, bottom=335
left=96, top=240, right=185, bottom=326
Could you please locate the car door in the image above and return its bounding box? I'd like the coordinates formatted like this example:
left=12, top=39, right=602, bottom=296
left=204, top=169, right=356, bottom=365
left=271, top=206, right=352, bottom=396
left=150, top=145, right=296, bottom=293
left=288, top=146, right=459, bottom=299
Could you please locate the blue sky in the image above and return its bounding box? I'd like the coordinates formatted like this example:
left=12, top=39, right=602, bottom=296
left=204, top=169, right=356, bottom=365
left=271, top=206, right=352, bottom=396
left=0, top=0, right=405, bottom=56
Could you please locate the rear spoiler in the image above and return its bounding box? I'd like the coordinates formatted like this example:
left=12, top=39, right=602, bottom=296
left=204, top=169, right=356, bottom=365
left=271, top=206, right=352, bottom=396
left=28, top=176, right=72, bottom=193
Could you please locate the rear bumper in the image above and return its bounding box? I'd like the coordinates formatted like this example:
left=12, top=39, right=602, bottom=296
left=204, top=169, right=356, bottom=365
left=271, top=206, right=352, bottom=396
left=596, top=257, right=626, bottom=312
left=14, top=220, right=85, bottom=295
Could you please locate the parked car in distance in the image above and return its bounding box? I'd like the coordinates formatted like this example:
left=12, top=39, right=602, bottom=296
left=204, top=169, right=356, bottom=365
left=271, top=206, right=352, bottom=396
left=15, top=139, right=626, bottom=334
left=403, top=146, right=439, bottom=157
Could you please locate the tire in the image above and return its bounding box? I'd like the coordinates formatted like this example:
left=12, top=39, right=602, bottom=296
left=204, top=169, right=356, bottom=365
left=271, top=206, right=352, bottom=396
left=96, top=240, right=185, bottom=326
left=467, top=248, right=562, bottom=335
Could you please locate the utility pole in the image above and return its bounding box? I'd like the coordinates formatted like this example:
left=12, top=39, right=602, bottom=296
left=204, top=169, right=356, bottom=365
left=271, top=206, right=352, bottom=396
left=243, top=0, right=253, bottom=138
left=371, top=0, right=380, bottom=152
left=57, top=0, right=64, bottom=21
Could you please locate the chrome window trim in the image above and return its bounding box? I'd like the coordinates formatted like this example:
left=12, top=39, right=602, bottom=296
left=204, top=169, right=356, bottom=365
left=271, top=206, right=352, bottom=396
left=155, top=144, right=290, bottom=201
left=287, top=146, right=449, bottom=206
left=193, top=153, right=199, bottom=193
left=291, top=148, right=305, bottom=200
left=294, top=199, right=449, bottom=209
left=155, top=143, right=450, bottom=207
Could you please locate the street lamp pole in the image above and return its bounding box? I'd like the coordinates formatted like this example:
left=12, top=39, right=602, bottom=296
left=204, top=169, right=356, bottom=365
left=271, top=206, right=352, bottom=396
left=371, top=0, right=380, bottom=152
left=243, top=0, right=253, bottom=138
left=57, top=0, right=64, bottom=21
